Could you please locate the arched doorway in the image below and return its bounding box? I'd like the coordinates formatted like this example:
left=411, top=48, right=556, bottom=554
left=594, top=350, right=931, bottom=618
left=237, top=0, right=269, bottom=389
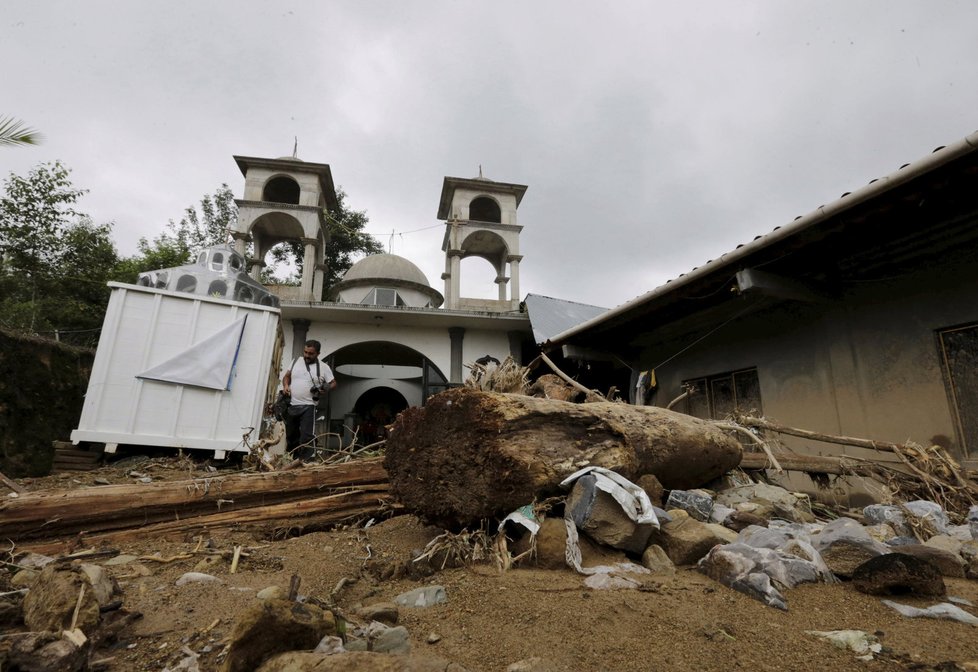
left=352, top=386, right=408, bottom=444
left=323, top=340, right=450, bottom=446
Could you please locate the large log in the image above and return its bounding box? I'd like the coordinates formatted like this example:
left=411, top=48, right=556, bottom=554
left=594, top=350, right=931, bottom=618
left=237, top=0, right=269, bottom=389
left=20, top=488, right=398, bottom=555
left=384, top=388, right=742, bottom=525
left=0, top=458, right=388, bottom=542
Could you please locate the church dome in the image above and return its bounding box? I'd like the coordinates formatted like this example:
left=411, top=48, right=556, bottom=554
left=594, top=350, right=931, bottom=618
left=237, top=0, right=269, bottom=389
left=331, top=254, right=444, bottom=308
left=343, top=254, right=432, bottom=286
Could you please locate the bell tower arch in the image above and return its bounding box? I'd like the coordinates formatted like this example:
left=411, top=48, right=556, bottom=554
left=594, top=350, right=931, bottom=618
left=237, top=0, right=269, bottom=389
left=438, top=172, right=527, bottom=312
left=230, top=155, right=339, bottom=301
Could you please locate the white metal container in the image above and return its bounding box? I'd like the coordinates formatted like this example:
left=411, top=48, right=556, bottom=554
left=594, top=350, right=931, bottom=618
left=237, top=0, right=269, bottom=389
left=71, top=282, right=283, bottom=458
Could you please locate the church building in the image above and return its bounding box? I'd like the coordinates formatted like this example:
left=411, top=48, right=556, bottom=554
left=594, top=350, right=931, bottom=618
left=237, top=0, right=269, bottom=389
left=228, top=155, right=533, bottom=445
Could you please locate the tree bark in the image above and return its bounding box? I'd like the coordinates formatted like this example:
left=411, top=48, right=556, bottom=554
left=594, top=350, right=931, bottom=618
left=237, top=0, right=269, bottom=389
left=0, top=458, right=388, bottom=542
left=20, top=487, right=396, bottom=555
left=384, top=388, right=742, bottom=526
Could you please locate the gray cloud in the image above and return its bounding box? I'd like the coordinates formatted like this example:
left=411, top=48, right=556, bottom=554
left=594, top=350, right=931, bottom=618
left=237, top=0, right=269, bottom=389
left=3, top=1, right=976, bottom=308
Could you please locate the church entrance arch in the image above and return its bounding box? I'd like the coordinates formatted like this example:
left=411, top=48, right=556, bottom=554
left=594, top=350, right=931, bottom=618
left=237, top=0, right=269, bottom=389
left=323, top=340, right=450, bottom=446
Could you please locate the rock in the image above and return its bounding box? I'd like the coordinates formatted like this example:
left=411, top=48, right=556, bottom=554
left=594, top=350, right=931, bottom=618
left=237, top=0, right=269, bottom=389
left=427, top=632, right=441, bottom=644
left=646, top=510, right=727, bottom=565
left=636, top=474, right=664, bottom=507
left=222, top=599, right=337, bottom=672
left=257, top=586, right=286, bottom=601
left=640, top=544, right=676, bottom=575
left=5, top=631, right=87, bottom=672
left=15, top=552, right=55, bottom=570
left=194, top=554, right=224, bottom=572
left=805, top=630, right=882, bottom=657
left=724, top=511, right=767, bottom=533
left=864, top=523, right=897, bottom=543
left=968, top=504, right=978, bottom=540
left=665, top=489, right=714, bottom=522
left=566, top=474, right=654, bottom=553
left=394, top=586, right=447, bottom=609
left=709, top=504, right=736, bottom=525
left=851, top=553, right=946, bottom=597
left=897, top=545, right=966, bottom=578
left=717, top=483, right=814, bottom=522
left=734, top=501, right=775, bottom=520
left=902, top=500, right=949, bottom=537
left=357, top=602, right=399, bottom=625
left=373, top=625, right=411, bottom=654
left=703, top=523, right=738, bottom=545
left=22, top=565, right=100, bottom=633
left=863, top=504, right=909, bottom=535
left=256, top=651, right=469, bottom=672
left=506, top=658, right=562, bottom=672
left=924, top=534, right=964, bottom=556
left=11, top=568, right=38, bottom=588
left=102, top=553, right=140, bottom=566
left=176, top=572, right=221, bottom=586
left=79, top=563, right=116, bottom=606
left=511, top=516, right=567, bottom=569
left=812, top=518, right=889, bottom=578
left=698, top=545, right=788, bottom=610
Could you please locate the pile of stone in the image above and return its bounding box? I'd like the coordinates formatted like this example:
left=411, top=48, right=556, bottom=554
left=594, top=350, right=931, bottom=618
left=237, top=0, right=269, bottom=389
left=505, top=469, right=978, bottom=616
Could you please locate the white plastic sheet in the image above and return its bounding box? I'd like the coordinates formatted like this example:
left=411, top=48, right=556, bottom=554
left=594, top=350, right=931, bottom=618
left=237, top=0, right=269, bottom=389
left=137, top=316, right=247, bottom=390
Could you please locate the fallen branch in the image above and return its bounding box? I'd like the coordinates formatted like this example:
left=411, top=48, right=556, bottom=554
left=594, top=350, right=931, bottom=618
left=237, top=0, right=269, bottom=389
left=0, top=469, right=25, bottom=494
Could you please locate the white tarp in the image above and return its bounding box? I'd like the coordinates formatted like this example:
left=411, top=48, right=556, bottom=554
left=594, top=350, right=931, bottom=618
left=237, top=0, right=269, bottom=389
left=136, top=316, right=247, bottom=390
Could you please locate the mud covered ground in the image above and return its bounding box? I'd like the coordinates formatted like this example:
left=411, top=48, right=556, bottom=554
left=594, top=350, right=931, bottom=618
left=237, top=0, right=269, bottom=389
left=6, top=460, right=978, bottom=672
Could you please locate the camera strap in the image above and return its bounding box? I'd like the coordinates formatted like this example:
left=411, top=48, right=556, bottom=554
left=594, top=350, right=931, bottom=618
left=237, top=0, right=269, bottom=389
left=301, top=356, right=320, bottom=386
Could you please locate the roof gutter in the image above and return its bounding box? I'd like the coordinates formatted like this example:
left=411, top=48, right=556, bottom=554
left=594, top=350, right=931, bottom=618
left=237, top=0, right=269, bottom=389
left=547, top=129, right=978, bottom=349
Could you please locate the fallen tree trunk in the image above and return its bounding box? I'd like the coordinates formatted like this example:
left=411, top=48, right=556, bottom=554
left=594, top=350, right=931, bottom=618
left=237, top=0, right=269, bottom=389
left=384, top=388, right=742, bottom=525
left=739, top=451, right=885, bottom=477
left=0, top=458, right=388, bottom=542
left=20, top=487, right=397, bottom=555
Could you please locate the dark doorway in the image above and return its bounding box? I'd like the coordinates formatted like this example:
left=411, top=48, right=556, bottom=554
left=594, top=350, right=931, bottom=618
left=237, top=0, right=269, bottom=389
left=938, top=323, right=978, bottom=456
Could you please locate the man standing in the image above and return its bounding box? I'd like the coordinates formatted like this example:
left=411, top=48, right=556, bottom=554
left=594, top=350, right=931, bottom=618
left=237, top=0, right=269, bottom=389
left=282, top=339, right=336, bottom=462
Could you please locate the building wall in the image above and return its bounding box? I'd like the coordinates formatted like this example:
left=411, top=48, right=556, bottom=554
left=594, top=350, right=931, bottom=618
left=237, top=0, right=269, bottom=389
left=647, top=257, right=978, bottom=465
left=281, top=316, right=516, bottom=422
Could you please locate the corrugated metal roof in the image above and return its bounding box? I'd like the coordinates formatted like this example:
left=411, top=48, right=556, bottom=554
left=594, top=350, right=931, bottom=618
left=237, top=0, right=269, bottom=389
left=524, top=293, right=608, bottom=345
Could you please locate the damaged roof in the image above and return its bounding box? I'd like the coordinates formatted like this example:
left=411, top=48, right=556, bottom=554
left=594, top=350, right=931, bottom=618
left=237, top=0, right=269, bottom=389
left=523, top=293, right=608, bottom=345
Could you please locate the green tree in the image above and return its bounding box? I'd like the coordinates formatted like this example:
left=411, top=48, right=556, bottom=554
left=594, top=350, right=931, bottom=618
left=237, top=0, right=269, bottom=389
left=0, top=162, right=118, bottom=345
left=0, top=161, right=87, bottom=331
left=0, top=116, right=42, bottom=147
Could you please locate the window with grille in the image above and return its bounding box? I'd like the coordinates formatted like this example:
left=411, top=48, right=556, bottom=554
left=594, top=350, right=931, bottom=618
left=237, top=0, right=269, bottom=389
left=682, top=367, right=762, bottom=420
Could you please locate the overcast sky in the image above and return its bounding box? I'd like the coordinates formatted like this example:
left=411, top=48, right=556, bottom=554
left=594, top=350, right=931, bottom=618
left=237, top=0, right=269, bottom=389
left=4, top=1, right=977, bottom=308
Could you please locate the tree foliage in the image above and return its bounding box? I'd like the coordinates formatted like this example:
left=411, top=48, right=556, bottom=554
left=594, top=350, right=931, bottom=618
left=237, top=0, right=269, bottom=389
left=0, top=162, right=117, bottom=345
left=0, top=116, right=43, bottom=147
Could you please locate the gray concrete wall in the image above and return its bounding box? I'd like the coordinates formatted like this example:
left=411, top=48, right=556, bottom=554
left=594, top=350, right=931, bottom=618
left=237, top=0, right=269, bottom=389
left=646, top=256, right=978, bottom=467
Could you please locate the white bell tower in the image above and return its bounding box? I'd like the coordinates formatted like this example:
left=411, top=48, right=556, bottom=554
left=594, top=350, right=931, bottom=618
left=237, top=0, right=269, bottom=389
left=438, top=172, right=527, bottom=312
left=230, top=155, right=338, bottom=301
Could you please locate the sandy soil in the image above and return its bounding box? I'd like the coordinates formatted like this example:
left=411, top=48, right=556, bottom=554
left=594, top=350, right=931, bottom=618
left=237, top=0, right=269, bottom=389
left=6, top=460, right=978, bottom=672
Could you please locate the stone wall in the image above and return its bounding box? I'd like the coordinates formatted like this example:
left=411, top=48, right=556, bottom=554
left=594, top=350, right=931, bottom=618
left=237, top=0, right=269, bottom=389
left=0, top=330, right=94, bottom=477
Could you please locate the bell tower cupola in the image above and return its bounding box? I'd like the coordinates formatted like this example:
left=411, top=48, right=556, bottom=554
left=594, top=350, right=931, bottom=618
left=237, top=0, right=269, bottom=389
left=230, top=155, right=339, bottom=301
left=438, top=171, right=527, bottom=312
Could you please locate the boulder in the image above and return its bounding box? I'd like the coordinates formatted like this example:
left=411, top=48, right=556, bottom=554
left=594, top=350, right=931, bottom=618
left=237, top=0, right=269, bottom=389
left=394, top=586, right=447, bottom=609
left=812, top=518, right=889, bottom=578
left=221, top=599, right=337, bottom=672
left=646, top=510, right=726, bottom=565
left=531, top=517, right=569, bottom=569
left=636, top=474, right=664, bottom=507
left=896, top=545, right=966, bottom=578
left=5, top=631, right=87, bottom=672
left=22, top=565, right=100, bottom=633
left=664, top=489, right=714, bottom=522
left=356, top=602, right=399, bottom=626
left=724, top=511, right=768, bottom=533
left=640, top=545, right=676, bottom=575
left=924, top=534, right=964, bottom=556
left=256, top=651, right=469, bottom=672
left=851, top=553, right=946, bottom=597
left=566, top=475, right=655, bottom=553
